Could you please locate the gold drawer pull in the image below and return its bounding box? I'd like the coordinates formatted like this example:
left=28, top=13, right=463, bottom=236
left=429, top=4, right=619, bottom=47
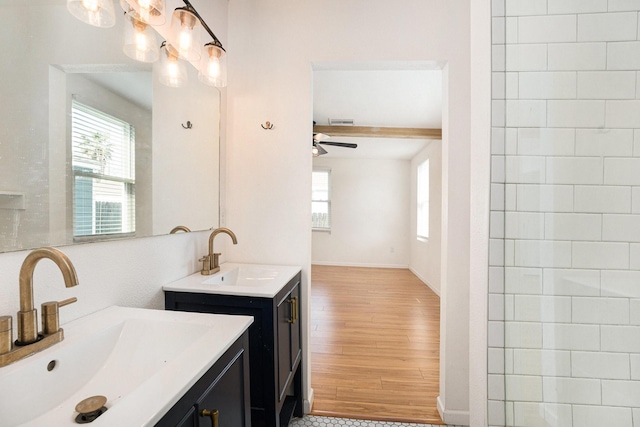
left=293, top=296, right=298, bottom=323
left=287, top=296, right=298, bottom=324
left=200, top=409, right=219, bottom=427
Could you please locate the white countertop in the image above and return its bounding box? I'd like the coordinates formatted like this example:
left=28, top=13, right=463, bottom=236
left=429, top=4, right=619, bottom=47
left=1, top=306, right=253, bottom=427
left=163, top=262, right=302, bottom=298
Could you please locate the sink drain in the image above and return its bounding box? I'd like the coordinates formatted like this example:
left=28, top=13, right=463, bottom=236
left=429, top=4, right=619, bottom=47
left=74, top=395, right=108, bottom=424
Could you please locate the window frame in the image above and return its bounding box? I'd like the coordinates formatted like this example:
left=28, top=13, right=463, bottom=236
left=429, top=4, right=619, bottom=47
left=71, top=99, right=136, bottom=241
left=417, top=158, right=430, bottom=240
left=312, top=168, right=332, bottom=232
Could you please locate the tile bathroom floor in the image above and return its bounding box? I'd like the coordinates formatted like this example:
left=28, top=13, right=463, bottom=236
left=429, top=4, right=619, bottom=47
left=290, top=415, right=463, bottom=427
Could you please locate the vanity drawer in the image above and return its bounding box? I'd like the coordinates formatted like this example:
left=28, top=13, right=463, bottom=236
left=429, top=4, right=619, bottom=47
left=156, top=331, right=251, bottom=427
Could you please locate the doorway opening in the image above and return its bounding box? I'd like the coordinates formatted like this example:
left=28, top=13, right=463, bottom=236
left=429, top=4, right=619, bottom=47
left=310, top=63, right=444, bottom=423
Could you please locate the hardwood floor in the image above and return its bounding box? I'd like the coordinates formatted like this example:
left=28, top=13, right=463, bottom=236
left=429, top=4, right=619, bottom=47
left=310, top=265, right=443, bottom=424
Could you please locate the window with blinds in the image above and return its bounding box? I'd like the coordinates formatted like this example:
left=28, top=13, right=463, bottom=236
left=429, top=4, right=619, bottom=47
left=71, top=100, right=135, bottom=238
left=417, top=159, right=429, bottom=239
left=312, top=169, right=331, bottom=230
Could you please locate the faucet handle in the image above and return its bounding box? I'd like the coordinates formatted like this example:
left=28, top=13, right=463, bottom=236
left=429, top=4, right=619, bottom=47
left=212, top=253, right=221, bottom=269
left=199, top=255, right=211, bottom=275
left=58, top=297, right=78, bottom=308
left=0, top=316, right=12, bottom=355
left=41, top=297, right=77, bottom=335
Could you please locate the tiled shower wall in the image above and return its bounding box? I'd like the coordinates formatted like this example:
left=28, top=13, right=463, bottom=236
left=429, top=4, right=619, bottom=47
left=489, top=1, right=640, bottom=426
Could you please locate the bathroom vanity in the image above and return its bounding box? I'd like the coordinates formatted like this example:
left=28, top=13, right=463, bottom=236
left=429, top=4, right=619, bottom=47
left=156, top=331, right=251, bottom=427
left=164, top=263, right=304, bottom=427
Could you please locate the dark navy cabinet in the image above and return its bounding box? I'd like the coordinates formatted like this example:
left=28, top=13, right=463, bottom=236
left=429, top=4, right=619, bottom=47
left=165, top=271, right=303, bottom=427
left=156, top=331, right=251, bottom=427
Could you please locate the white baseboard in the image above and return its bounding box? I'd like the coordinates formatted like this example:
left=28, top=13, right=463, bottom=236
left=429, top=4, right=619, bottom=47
left=311, top=261, right=409, bottom=269
left=408, top=267, right=440, bottom=296
left=304, top=388, right=314, bottom=414
left=437, top=395, right=470, bottom=426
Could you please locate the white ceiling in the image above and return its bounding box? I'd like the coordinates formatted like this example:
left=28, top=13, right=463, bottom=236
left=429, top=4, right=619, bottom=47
left=312, top=67, right=443, bottom=159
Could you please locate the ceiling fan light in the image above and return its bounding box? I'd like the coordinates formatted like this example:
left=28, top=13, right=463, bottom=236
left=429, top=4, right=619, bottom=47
left=313, top=132, right=330, bottom=143
left=67, top=0, right=115, bottom=28
left=312, top=143, right=327, bottom=157
left=170, top=7, right=202, bottom=61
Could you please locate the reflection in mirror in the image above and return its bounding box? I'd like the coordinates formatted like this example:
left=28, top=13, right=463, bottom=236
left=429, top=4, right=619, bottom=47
left=0, top=1, right=219, bottom=253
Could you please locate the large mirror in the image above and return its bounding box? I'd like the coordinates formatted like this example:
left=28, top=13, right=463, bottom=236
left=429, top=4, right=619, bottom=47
left=0, top=1, right=220, bottom=252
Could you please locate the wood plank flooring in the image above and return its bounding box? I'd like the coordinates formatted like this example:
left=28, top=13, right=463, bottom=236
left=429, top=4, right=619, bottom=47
left=310, top=265, right=443, bottom=424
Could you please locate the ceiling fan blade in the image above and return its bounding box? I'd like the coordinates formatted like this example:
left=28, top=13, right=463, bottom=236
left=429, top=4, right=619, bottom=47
left=313, top=132, right=330, bottom=142
left=317, top=141, right=358, bottom=149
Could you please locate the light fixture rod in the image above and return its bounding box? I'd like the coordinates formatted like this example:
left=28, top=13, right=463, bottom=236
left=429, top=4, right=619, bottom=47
left=181, top=0, right=225, bottom=51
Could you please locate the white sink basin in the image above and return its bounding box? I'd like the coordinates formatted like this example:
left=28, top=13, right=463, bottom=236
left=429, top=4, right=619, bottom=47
left=164, top=262, right=302, bottom=298
left=202, top=265, right=280, bottom=286
left=0, top=306, right=252, bottom=427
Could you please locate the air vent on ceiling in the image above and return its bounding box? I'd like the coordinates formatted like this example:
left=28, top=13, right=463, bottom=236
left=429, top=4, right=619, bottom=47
left=328, top=118, right=354, bottom=126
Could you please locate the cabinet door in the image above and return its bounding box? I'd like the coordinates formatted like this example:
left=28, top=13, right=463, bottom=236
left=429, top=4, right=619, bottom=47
left=196, top=351, right=248, bottom=427
left=276, top=283, right=301, bottom=402
left=289, top=284, right=301, bottom=369
left=175, top=408, right=197, bottom=427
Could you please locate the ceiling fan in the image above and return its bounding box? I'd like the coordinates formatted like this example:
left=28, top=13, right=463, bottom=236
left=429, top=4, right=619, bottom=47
left=312, top=121, right=357, bottom=156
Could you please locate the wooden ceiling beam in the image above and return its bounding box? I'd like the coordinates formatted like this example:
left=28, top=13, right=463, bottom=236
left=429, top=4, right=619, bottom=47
left=313, top=125, right=442, bottom=140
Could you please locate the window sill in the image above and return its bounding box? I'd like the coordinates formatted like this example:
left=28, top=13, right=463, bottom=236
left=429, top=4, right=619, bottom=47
left=312, top=228, right=331, bottom=234
left=417, top=236, right=429, bottom=242
left=74, top=232, right=136, bottom=243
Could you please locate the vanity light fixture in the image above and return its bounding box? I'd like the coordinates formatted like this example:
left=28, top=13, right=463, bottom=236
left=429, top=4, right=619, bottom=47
left=158, top=41, right=188, bottom=87
left=69, top=0, right=227, bottom=88
left=67, top=0, right=116, bottom=28
left=139, top=0, right=165, bottom=24
left=120, top=0, right=166, bottom=26
left=123, top=13, right=159, bottom=63
left=177, top=0, right=227, bottom=87
left=198, top=41, right=226, bottom=86
left=135, top=0, right=228, bottom=87
left=169, top=6, right=202, bottom=62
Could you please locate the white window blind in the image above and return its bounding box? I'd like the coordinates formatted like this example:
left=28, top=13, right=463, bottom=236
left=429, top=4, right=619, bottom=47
left=417, top=159, right=429, bottom=239
left=71, top=100, right=135, bottom=237
left=312, top=169, right=331, bottom=230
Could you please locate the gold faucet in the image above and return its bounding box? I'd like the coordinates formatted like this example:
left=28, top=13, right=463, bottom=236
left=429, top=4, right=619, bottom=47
left=0, top=247, right=79, bottom=367
left=170, top=225, right=191, bottom=234
left=199, top=228, right=238, bottom=275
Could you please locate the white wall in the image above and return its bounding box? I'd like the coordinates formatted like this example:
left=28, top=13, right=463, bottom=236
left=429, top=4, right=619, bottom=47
left=0, top=232, right=209, bottom=335
left=311, top=156, right=411, bottom=268
left=410, top=141, right=443, bottom=295
left=0, top=5, right=38, bottom=249
left=152, top=69, right=220, bottom=235
left=225, top=1, right=471, bottom=422
left=469, top=1, right=492, bottom=426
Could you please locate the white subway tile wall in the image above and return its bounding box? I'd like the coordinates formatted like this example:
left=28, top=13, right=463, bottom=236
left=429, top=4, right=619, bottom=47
left=512, top=402, right=573, bottom=427
left=490, top=1, right=640, bottom=426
